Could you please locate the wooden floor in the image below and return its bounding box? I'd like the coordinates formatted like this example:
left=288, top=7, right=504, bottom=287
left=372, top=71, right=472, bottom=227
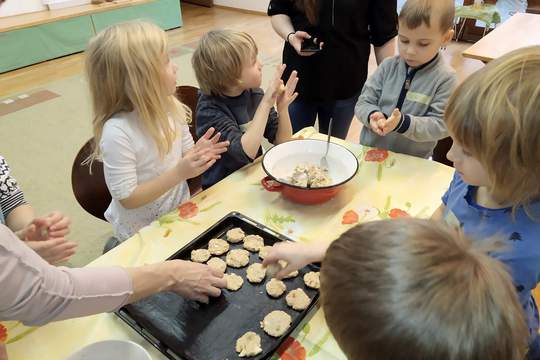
left=0, top=3, right=485, bottom=141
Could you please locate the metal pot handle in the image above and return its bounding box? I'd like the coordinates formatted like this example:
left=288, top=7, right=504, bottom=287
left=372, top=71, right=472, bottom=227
left=261, top=176, right=283, bottom=192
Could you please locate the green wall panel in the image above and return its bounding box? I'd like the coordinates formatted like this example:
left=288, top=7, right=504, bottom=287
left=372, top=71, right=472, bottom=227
left=91, top=0, right=182, bottom=32
left=0, top=16, right=94, bottom=73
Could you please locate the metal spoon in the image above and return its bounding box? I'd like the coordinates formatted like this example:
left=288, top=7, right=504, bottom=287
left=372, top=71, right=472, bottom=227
left=320, top=117, right=333, bottom=170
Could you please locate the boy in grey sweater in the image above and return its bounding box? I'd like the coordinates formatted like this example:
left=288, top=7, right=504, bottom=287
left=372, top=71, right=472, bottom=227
left=355, top=0, right=456, bottom=158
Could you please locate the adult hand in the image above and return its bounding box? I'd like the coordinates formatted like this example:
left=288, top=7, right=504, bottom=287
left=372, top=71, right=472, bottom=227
left=25, top=237, right=78, bottom=265
left=288, top=31, right=323, bottom=57
left=168, top=260, right=226, bottom=303
left=369, top=111, right=386, bottom=136
left=378, top=108, right=402, bottom=136
left=276, top=70, right=299, bottom=112
left=262, top=241, right=325, bottom=279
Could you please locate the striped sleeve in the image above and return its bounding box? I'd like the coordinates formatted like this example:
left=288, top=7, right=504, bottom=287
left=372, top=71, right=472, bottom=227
left=0, top=156, right=28, bottom=219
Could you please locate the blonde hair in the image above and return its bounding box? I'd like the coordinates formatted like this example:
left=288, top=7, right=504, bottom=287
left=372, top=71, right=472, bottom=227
left=445, top=46, right=540, bottom=214
left=321, top=218, right=527, bottom=360
left=192, top=30, right=258, bottom=97
left=85, top=21, right=190, bottom=164
left=399, top=0, right=455, bottom=33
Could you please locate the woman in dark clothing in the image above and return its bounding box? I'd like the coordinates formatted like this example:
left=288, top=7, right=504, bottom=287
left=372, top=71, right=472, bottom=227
left=268, top=0, right=398, bottom=139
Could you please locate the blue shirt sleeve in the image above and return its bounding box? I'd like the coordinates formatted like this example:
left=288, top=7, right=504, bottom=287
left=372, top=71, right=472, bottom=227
left=442, top=171, right=461, bottom=206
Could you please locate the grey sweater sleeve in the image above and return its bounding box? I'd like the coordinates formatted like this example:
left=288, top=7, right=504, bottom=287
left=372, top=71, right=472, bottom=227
left=398, top=74, right=456, bottom=142
left=354, top=59, right=389, bottom=127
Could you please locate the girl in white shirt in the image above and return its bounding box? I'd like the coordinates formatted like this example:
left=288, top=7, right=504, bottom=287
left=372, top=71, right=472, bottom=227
left=85, top=21, right=228, bottom=241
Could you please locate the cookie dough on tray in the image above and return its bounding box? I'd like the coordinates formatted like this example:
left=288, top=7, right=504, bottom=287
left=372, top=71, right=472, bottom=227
left=303, top=271, right=320, bottom=289
left=208, top=238, right=230, bottom=256
left=246, top=263, right=266, bottom=283
left=235, top=331, right=262, bottom=357
left=286, top=288, right=311, bottom=311
left=226, top=249, right=250, bottom=268
left=266, top=278, right=286, bottom=298
left=226, top=227, right=245, bottom=243
left=261, top=310, right=292, bottom=337
left=207, top=257, right=227, bottom=273
left=191, top=249, right=211, bottom=263
left=224, top=273, right=244, bottom=291
left=243, top=234, right=264, bottom=252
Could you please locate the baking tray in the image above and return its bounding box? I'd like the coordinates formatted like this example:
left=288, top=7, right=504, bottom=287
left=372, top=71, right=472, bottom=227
left=116, top=212, right=320, bottom=360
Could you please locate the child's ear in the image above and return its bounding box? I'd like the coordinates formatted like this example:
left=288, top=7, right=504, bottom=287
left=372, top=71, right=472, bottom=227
left=442, top=28, right=454, bottom=46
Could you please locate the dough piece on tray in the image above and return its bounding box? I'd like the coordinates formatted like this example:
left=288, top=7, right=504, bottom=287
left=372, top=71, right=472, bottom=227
left=207, top=257, right=227, bottom=273
left=266, top=278, right=286, bottom=298
left=261, top=310, right=292, bottom=337
left=235, top=331, right=262, bottom=357
left=303, top=271, right=320, bottom=289
left=286, top=288, right=311, bottom=311
left=226, top=249, right=250, bottom=268
left=208, top=238, right=230, bottom=256
left=246, top=263, right=266, bottom=283
left=191, top=249, right=211, bottom=263
left=226, top=227, right=245, bottom=243
left=224, top=273, right=244, bottom=291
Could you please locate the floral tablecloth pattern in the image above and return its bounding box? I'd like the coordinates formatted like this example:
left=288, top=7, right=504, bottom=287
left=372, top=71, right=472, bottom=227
left=4, top=128, right=455, bottom=359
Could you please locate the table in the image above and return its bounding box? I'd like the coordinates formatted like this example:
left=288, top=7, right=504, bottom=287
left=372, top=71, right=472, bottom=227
left=2, top=128, right=454, bottom=360
left=462, top=12, right=540, bottom=62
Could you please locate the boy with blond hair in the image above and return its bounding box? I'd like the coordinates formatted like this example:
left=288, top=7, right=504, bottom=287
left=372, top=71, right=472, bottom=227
left=355, top=0, right=456, bottom=158
left=264, top=219, right=528, bottom=360
left=192, top=30, right=298, bottom=189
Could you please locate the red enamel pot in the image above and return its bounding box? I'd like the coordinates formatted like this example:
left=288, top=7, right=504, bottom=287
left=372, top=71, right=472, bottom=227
left=261, top=139, right=359, bottom=205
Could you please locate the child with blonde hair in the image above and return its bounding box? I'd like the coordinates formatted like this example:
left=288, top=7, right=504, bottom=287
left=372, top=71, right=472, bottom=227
left=85, top=21, right=228, bottom=242
left=355, top=0, right=456, bottom=158
left=264, top=219, right=527, bottom=360
left=431, top=45, right=540, bottom=358
left=192, top=29, right=298, bottom=189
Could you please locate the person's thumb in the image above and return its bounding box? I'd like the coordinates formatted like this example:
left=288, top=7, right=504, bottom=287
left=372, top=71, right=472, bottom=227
left=295, top=31, right=311, bottom=39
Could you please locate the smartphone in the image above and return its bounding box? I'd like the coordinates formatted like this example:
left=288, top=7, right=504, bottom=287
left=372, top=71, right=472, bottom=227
left=301, top=37, right=321, bottom=53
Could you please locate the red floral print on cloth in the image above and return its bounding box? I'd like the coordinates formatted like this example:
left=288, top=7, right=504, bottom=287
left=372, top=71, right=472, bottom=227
left=178, top=201, right=198, bottom=219
left=389, top=208, right=410, bottom=218
left=364, top=149, right=389, bottom=162
left=277, top=337, right=306, bottom=360
left=342, top=210, right=359, bottom=224
left=0, top=323, right=7, bottom=343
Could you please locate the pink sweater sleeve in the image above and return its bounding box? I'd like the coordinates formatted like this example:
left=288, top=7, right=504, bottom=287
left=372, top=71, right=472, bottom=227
left=0, top=225, right=133, bottom=326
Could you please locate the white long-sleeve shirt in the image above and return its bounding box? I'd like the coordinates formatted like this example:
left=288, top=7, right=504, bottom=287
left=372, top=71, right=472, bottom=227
left=0, top=225, right=132, bottom=326
left=100, top=112, right=194, bottom=241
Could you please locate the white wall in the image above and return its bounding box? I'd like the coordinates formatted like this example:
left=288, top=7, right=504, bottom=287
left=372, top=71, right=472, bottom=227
left=214, top=0, right=269, bottom=13
left=0, top=0, right=46, bottom=17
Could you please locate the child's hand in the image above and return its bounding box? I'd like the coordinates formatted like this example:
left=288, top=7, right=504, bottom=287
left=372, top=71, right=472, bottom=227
left=262, top=241, right=324, bottom=280
left=263, top=64, right=287, bottom=106
left=25, top=237, right=78, bottom=265
left=276, top=70, right=299, bottom=112
left=178, top=147, right=221, bottom=179
left=379, top=108, right=402, bottom=136
left=369, top=111, right=385, bottom=136
left=194, top=127, right=229, bottom=155
left=47, top=211, right=71, bottom=238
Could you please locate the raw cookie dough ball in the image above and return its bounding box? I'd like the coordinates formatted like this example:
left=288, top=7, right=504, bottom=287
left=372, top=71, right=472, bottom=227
left=279, top=260, right=299, bottom=279
left=246, top=263, right=266, bottom=283
left=226, top=249, right=250, bottom=268
left=243, top=235, right=265, bottom=252
left=261, top=310, right=292, bottom=337
left=208, top=238, right=230, bottom=256
left=191, top=249, right=211, bottom=263
left=303, top=271, right=320, bottom=289
left=258, top=246, right=273, bottom=260
left=224, top=273, right=244, bottom=291
left=226, top=227, right=245, bottom=243
left=286, top=288, right=311, bottom=311
left=266, top=278, right=286, bottom=298
left=207, top=257, right=227, bottom=273
left=235, top=331, right=262, bottom=357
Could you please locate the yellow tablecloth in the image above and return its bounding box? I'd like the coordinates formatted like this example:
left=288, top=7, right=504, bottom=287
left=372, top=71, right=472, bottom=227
left=3, top=128, right=455, bottom=360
